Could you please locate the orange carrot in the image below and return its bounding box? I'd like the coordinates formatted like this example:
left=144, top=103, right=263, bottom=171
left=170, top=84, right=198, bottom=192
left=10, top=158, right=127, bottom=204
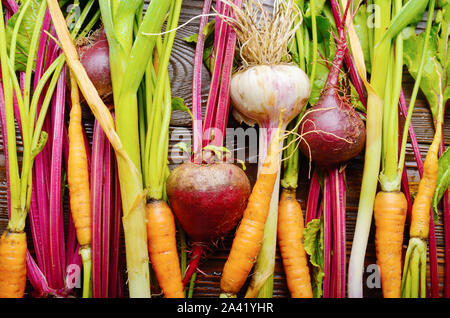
left=277, top=188, right=313, bottom=298
left=220, top=130, right=280, bottom=297
left=68, top=73, right=92, bottom=298
left=0, top=230, right=27, bottom=298
left=146, top=200, right=184, bottom=298
left=68, top=72, right=91, bottom=247
left=373, top=191, right=407, bottom=298
left=409, top=137, right=440, bottom=240
left=401, top=104, right=442, bottom=298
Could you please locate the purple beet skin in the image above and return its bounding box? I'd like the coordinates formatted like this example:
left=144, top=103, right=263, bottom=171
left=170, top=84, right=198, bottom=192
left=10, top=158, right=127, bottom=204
left=79, top=30, right=112, bottom=101
left=298, top=21, right=366, bottom=169
left=299, top=91, right=366, bottom=169
left=166, top=162, right=251, bottom=243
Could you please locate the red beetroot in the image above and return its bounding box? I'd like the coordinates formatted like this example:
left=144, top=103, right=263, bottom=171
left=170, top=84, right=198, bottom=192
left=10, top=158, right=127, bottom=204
left=78, top=30, right=112, bottom=102
left=166, top=162, right=251, bottom=285
left=298, top=21, right=365, bottom=169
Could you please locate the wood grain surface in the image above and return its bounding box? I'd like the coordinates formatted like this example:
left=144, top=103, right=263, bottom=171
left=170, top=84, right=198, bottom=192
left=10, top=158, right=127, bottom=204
left=0, top=0, right=449, bottom=298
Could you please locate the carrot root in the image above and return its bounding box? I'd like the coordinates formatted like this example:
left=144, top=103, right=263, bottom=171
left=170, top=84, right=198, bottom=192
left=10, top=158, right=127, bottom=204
left=219, top=130, right=280, bottom=297
left=277, top=188, right=313, bottom=298
left=146, top=200, right=184, bottom=298
left=68, top=72, right=92, bottom=247
left=373, top=191, right=407, bottom=298
left=0, top=230, right=27, bottom=298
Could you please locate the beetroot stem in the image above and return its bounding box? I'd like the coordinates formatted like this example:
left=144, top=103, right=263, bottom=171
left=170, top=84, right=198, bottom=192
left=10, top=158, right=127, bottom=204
left=323, top=174, right=332, bottom=298
left=330, top=168, right=346, bottom=298
left=192, top=0, right=213, bottom=163
left=203, top=1, right=229, bottom=146
left=211, top=18, right=239, bottom=148
left=101, top=139, right=113, bottom=298
left=91, top=120, right=106, bottom=298
left=48, top=69, right=67, bottom=289
left=306, top=169, right=321, bottom=223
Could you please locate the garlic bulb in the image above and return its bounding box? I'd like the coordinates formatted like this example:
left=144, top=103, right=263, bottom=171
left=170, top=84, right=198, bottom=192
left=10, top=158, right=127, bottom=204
left=230, top=64, right=311, bottom=129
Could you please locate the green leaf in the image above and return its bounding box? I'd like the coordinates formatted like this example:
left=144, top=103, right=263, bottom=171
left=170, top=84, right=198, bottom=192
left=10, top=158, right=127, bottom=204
left=171, top=97, right=194, bottom=120
left=304, top=14, right=336, bottom=105
left=237, top=159, right=247, bottom=171
left=308, top=61, right=329, bottom=105
left=303, top=218, right=324, bottom=298
left=202, top=20, right=215, bottom=39
left=202, top=145, right=231, bottom=161
left=403, top=25, right=443, bottom=119
left=174, top=142, right=192, bottom=156
left=5, top=0, right=42, bottom=72
left=436, top=7, right=449, bottom=105
left=379, top=0, right=429, bottom=44
left=352, top=4, right=372, bottom=73
left=31, top=131, right=48, bottom=159
left=182, top=20, right=216, bottom=73
left=182, top=33, right=198, bottom=43
left=183, top=20, right=215, bottom=43
left=432, top=147, right=450, bottom=219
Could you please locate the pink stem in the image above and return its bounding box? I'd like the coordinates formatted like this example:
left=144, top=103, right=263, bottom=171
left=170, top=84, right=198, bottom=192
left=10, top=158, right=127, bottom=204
left=101, top=140, right=113, bottom=298
left=211, top=1, right=241, bottom=148
left=30, top=13, right=56, bottom=279
left=330, top=168, right=346, bottom=298
left=322, top=0, right=358, bottom=95
left=306, top=169, right=321, bottom=223
left=191, top=0, right=212, bottom=163
left=323, top=174, right=332, bottom=298
left=2, top=0, right=18, bottom=13
left=26, top=251, right=54, bottom=297
left=398, top=109, right=413, bottom=223
left=214, top=0, right=222, bottom=54
left=205, top=0, right=242, bottom=155
left=428, top=212, right=439, bottom=298
left=329, top=0, right=367, bottom=110
left=439, top=134, right=449, bottom=297
left=344, top=53, right=367, bottom=108
left=443, top=181, right=450, bottom=298
left=401, top=167, right=413, bottom=223
left=33, top=9, right=52, bottom=91
left=435, top=102, right=449, bottom=297
left=47, top=68, right=67, bottom=289
left=202, top=3, right=230, bottom=146
left=91, top=120, right=106, bottom=298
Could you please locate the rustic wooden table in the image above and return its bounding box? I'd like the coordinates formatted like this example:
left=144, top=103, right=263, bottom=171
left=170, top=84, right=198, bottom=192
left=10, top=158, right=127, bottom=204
left=0, top=0, right=448, bottom=298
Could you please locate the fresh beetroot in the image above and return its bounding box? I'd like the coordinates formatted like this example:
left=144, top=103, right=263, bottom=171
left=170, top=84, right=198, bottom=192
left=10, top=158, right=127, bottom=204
left=78, top=30, right=112, bottom=102
left=298, top=92, right=366, bottom=168
left=298, top=2, right=366, bottom=298
left=298, top=20, right=365, bottom=169
left=166, top=162, right=251, bottom=285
